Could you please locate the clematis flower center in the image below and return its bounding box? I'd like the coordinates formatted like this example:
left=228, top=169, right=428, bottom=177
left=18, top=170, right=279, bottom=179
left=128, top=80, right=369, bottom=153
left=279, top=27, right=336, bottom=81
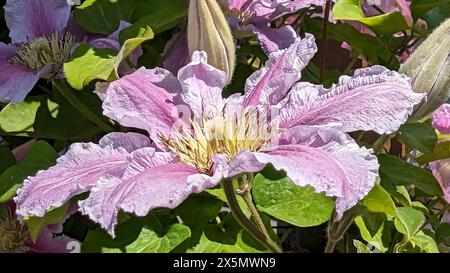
left=225, top=8, right=256, bottom=25
left=9, top=31, right=77, bottom=73
left=0, top=209, right=30, bottom=253
left=160, top=107, right=276, bottom=173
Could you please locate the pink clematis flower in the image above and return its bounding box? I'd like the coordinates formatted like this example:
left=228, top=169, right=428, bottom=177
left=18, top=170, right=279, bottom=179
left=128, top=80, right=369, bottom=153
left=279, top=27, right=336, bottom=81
left=432, top=104, right=450, bottom=135
left=15, top=27, right=424, bottom=236
left=429, top=104, right=450, bottom=204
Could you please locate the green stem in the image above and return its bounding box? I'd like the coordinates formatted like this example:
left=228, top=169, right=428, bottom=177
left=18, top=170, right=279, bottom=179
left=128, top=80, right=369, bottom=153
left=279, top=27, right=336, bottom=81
left=324, top=211, right=357, bottom=253
left=320, top=0, right=332, bottom=83
left=373, top=134, right=391, bottom=154
left=52, top=79, right=114, bottom=133
left=242, top=187, right=270, bottom=240
left=221, top=179, right=282, bottom=253
left=324, top=238, right=338, bottom=253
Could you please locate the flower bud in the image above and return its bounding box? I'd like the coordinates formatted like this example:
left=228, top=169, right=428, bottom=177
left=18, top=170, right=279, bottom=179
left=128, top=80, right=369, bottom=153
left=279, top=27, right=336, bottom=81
left=188, top=0, right=236, bottom=83
left=400, top=18, right=450, bottom=120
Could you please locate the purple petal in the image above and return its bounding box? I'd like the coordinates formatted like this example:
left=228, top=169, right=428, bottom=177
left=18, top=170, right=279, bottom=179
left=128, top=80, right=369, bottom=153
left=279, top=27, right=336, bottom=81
left=162, top=30, right=189, bottom=76
left=66, top=15, right=102, bottom=42
left=243, top=32, right=317, bottom=106
left=269, top=0, right=331, bottom=21
left=231, top=126, right=379, bottom=216
left=430, top=159, right=450, bottom=203
left=90, top=21, right=133, bottom=51
left=279, top=66, right=425, bottom=134
left=4, top=0, right=71, bottom=43
left=178, top=51, right=227, bottom=120
left=89, top=21, right=143, bottom=75
left=103, top=67, right=182, bottom=147
left=30, top=227, right=78, bottom=253
left=79, top=150, right=225, bottom=236
left=222, top=0, right=279, bottom=18
left=432, top=104, right=450, bottom=134
left=14, top=132, right=150, bottom=220
left=253, top=24, right=297, bottom=55
left=0, top=43, right=40, bottom=103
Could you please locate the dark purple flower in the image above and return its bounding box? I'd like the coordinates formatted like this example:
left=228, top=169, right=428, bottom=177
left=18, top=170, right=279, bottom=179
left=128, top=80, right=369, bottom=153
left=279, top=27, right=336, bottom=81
left=1, top=0, right=72, bottom=103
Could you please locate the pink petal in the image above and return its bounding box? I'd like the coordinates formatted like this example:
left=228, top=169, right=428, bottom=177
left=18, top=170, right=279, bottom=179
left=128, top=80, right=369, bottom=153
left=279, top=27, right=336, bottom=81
left=4, top=0, right=71, bottom=43
left=432, top=104, right=450, bottom=134
left=243, top=32, right=317, bottom=106
left=178, top=51, right=227, bottom=120
left=232, top=126, right=379, bottom=216
left=103, top=67, right=182, bottom=147
left=430, top=159, right=450, bottom=203
left=253, top=25, right=297, bottom=55
left=279, top=66, right=425, bottom=134
left=14, top=133, right=150, bottom=220
left=79, top=150, right=225, bottom=236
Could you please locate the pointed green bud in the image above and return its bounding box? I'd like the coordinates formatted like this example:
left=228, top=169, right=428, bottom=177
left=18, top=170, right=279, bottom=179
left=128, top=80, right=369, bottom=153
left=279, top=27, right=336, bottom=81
left=188, top=0, right=236, bottom=83
left=401, top=18, right=450, bottom=120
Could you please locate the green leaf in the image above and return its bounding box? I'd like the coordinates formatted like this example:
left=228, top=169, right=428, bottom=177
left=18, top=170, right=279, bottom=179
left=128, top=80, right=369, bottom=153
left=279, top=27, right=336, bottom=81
left=24, top=203, right=69, bottom=242
left=397, top=122, right=438, bottom=153
left=74, top=0, right=140, bottom=34
left=64, top=25, right=153, bottom=90
left=435, top=223, right=450, bottom=245
left=188, top=232, right=224, bottom=253
left=119, top=0, right=187, bottom=42
left=204, top=213, right=242, bottom=245
left=422, top=3, right=450, bottom=28
left=360, top=183, right=397, bottom=216
left=206, top=187, right=251, bottom=218
left=303, top=17, right=397, bottom=68
left=0, top=141, right=57, bottom=203
left=175, top=195, right=223, bottom=228
left=0, top=146, right=15, bottom=175
left=355, top=214, right=394, bottom=252
left=333, top=0, right=409, bottom=36
left=353, top=239, right=373, bottom=253
left=411, top=231, right=440, bottom=253
left=0, top=96, right=58, bottom=136
left=64, top=44, right=116, bottom=90
left=175, top=194, right=223, bottom=249
left=186, top=210, right=272, bottom=253
left=416, top=141, right=450, bottom=165
left=125, top=224, right=191, bottom=253
left=221, top=230, right=268, bottom=253
left=82, top=218, right=145, bottom=253
left=0, top=93, right=103, bottom=140
left=394, top=207, right=425, bottom=239
left=378, top=154, right=443, bottom=197
left=390, top=185, right=413, bottom=207
left=411, top=0, right=450, bottom=19
left=252, top=171, right=334, bottom=227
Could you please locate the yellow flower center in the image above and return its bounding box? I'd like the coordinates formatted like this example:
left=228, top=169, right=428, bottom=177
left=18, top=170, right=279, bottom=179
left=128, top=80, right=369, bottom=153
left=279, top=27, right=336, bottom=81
left=160, top=107, right=277, bottom=173
left=9, top=32, right=77, bottom=73
left=225, top=8, right=256, bottom=25
left=0, top=210, right=30, bottom=253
